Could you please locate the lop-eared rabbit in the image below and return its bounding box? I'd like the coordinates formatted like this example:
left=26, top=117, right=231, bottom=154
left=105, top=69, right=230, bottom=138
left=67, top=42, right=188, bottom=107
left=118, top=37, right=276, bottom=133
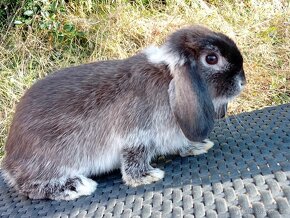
left=2, top=25, right=246, bottom=200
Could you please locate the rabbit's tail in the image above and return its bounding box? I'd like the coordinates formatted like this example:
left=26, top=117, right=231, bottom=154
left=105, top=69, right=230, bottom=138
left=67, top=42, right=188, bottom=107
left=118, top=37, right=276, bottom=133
left=10, top=174, right=97, bottom=201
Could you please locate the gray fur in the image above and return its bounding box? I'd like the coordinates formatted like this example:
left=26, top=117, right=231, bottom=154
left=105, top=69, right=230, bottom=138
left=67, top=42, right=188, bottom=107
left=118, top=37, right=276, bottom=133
left=1, top=25, right=245, bottom=200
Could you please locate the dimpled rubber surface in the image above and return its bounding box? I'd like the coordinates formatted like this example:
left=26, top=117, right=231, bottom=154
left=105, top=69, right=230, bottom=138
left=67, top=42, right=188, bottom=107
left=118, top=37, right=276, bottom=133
left=0, top=104, right=290, bottom=218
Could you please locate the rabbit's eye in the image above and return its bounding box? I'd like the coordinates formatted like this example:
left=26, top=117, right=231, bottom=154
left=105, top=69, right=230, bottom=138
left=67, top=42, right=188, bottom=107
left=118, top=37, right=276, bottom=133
left=205, top=54, right=218, bottom=65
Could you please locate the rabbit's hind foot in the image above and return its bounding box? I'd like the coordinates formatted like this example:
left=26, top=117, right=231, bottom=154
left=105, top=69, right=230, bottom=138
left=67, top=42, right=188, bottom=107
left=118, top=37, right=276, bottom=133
left=20, top=175, right=97, bottom=201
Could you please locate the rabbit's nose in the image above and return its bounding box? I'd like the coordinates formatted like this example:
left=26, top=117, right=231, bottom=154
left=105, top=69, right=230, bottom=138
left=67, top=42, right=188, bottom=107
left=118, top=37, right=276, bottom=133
left=238, top=69, right=246, bottom=87
left=240, top=79, right=246, bottom=87
left=238, top=80, right=246, bottom=91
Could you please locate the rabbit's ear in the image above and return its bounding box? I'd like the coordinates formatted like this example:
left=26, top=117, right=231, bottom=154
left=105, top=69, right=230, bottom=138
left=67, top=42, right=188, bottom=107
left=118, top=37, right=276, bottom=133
left=168, top=62, right=215, bottom=141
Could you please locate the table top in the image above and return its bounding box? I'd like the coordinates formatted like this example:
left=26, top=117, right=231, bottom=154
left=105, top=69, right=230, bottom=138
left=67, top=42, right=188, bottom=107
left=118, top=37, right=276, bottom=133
left=1, top=104, right=290, bottom=218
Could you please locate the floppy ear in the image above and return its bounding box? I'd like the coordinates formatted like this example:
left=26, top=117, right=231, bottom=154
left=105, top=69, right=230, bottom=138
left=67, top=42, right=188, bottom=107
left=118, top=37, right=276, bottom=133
left=168, top=62, right=215, bottom=141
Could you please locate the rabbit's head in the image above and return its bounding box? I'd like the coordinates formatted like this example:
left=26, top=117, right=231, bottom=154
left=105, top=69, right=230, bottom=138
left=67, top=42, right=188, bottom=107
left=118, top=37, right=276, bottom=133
left=146, top=25, right=245, bottom=141
left=166, top=26, right=246, bottom=112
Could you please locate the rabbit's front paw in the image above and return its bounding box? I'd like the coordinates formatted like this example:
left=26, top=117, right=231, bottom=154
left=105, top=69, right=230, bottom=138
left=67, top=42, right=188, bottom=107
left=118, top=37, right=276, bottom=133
left=179, top=139, right=214, bottom=157
left=123, top=168, right=165, bottom=187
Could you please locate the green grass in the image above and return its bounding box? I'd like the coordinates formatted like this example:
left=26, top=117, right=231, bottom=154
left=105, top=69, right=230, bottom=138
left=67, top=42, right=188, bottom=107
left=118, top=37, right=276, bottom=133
left=0, top=0, right=290, bottom=157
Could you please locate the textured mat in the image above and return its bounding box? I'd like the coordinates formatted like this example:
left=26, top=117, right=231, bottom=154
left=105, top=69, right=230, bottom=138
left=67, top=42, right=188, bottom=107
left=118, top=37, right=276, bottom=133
left=0, top=104, right=290, bottom=218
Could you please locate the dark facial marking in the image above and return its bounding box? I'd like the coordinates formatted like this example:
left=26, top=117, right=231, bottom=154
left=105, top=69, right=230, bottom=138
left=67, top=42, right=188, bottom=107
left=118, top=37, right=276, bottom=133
left=212, top=33, right=243, bottom=70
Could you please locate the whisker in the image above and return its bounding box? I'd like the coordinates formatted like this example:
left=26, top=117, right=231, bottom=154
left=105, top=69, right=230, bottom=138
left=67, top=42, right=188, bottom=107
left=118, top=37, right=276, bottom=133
left=235, top=114, right=247, bottom=128
left=230, top=101, right=246, bottom=129
left=225, top=116, right=235, bottom=133
left=231, top=114, right=245, bottom=129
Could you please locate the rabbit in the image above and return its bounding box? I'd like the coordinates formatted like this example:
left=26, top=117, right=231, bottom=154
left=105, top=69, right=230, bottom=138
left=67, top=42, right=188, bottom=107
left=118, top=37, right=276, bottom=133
left=1, top=25, right=246, bottom=200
